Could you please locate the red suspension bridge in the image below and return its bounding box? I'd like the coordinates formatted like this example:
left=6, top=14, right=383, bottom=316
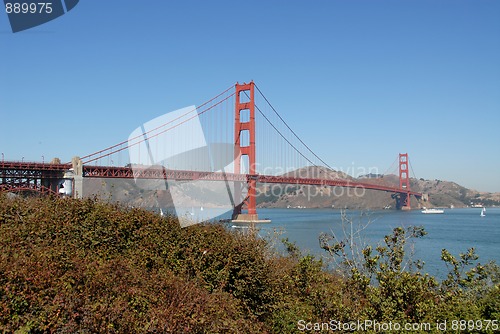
left=1, top=81, right=423, bottom=221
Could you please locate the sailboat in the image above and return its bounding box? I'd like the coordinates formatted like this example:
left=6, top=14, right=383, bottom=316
left=480, top=207, right=486, bottom=217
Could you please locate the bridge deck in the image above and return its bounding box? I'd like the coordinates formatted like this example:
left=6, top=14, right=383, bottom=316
left=81, top=165, right=422, bottom=197
left=1, top=162, right=422, bottom=198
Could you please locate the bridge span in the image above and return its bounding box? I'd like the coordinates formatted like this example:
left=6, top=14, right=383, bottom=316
left=1, top=159, right=422, bottom=211
left=1, top=81, right=424, bottom=220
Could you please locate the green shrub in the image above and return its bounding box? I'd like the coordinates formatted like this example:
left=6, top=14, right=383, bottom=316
left=1, top=195, right=498, bottom=333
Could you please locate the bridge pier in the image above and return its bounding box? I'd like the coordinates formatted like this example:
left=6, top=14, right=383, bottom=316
left=41, top=176, right=61, bottom=194
left=392, top=192, right=410, bottom=210
left=71, top=156, right=83, bottom=199
left=400, top=192, right=412, bottom=211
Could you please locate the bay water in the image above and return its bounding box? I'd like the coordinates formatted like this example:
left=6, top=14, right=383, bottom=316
left=247, top=207, right=500, bottom=279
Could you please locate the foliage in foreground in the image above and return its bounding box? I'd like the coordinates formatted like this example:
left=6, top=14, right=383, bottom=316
left=0, top=195, right=499, bottom=333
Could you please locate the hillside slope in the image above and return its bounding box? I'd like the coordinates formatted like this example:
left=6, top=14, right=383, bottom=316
left=256, top=168, right=500, bottom=209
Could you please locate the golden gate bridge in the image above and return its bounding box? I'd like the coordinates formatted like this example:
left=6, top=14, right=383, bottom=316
left=0, top=82, right=423, bottom=222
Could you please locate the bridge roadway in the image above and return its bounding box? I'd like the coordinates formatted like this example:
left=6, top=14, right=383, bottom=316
left=84, top=164, right=423, bottom=198
left=0, top=162, right=422, bottom=198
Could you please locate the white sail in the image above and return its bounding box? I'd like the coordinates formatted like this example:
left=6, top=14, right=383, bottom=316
left=480, top=207, right=486, bottom=217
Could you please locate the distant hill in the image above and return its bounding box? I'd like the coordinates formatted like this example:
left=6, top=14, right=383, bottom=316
left=256, top=167, right=500, bottom=210
left=409, top=177, right=500, bottom=208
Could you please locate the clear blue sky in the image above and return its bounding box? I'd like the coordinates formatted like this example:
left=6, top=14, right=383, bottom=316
left=1, top=0, right=499, bottom=192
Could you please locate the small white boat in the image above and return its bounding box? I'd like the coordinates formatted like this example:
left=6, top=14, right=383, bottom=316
left=480, top=207, right=486, bottom=217
left=421, top=207, right=444, bottom=214
left=231, top=225, right=250, bottom=229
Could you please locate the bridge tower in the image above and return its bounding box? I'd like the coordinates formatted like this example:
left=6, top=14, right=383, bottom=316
left=399, top=153, right=411, bottom=210
left=232, top=81, right=267, bottom=223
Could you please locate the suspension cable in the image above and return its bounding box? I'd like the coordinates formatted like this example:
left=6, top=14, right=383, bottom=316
left=255, top=85, right=333, bottom=170
left=84, top=91, right=235, bottom=164
left=79, top=84, right=235, bottom=163
left=409, top=158, right=418, bottom=180
left=382, top=156, right=399, bottom=176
